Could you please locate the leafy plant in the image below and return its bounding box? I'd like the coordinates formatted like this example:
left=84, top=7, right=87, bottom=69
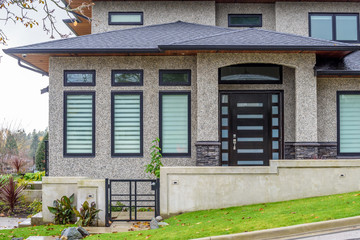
left=0, top=176, right=25, bottom=212
left=48, top=194, right=75, bottom=224
left=111, top=201, right=125, bottom=212
left=24, top=171, right=45, bottom=181
left=29, top=199, right=42, bottom=216
left=11, top=157, right=26, bottom=174
left=73, top=201, right=101, bottom=227
left=145, top=138, right=163, bottom=178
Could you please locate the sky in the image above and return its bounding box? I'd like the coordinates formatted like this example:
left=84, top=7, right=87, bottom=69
left=0, top=3, right=73, bottom=133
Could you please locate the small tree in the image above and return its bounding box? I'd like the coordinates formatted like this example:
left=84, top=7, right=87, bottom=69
left=145, top=138, right=163, bottom=179
left=29, top=132, right=40, bottom=159
left=35, top=132, right=48, bottom=171
left=5, top=132, right=18, bottom=156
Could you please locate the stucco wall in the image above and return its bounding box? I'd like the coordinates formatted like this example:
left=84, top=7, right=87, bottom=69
left=49, top=56, right=197, bottom=179
left=92, top=1, right=216, bottom=33
left=196, top=53, right=316, bottom=142
left=216, top=3, right=275, bottom=30
left=317, top=77, right=360, bottom=142
left=160, top=160, right=360, bottom=216
left=275, top=2, right=360, bottom=37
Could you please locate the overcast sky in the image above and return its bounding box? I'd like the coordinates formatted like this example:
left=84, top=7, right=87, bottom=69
left=0, top=4, right=72, bottom=133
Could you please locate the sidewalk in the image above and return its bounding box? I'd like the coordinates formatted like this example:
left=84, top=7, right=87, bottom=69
left=0, top=217, right=26, bottom=229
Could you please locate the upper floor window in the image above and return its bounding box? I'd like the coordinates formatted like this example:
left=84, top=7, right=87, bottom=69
left=108, top=12, right=143, bottom=25
left=112, top=70, right=143, bottom=86
left=228, top=14, right=262, bottom=27
left=64, top=70, right=95, bottom=86
left=159, top=70, right=191, bottom=86
left=219, top=64, right=282, bottom=84
left=309, top=13, right=359, bottom=42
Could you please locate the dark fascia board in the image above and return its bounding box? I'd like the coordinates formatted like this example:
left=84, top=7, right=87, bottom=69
left=159, top=45, right=360, bottom=51
left=317, top=70, right=360, bottom=76
left=3, top=48, right=160, bottom=54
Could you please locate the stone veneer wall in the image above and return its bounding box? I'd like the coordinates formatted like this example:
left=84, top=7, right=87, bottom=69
left=285, top=142, right=337, bottom=159
left=195, top=142, right=220, bottom=166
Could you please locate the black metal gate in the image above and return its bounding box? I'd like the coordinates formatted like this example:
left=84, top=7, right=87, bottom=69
left=105, top=179, right=160, bottom=226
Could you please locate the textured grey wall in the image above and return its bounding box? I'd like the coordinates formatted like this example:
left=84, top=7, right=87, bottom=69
left=216, top=3, right=275, bottom=30
left=317, top=78, right=360, bottom=142
left=92, top=1, right=216, bottom=33
left=275, top=2, right=360, bottom=37
left=49, top=56, right=197, bottom=179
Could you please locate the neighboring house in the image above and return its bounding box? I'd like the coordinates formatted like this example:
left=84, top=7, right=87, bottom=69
left=4, top=0, right=360, bottom=179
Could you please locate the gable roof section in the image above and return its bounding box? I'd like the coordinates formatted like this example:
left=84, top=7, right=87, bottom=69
left=4, top=21, right=360, bottom=54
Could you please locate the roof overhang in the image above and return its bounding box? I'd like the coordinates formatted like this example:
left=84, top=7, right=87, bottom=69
left=62, top=0, right=92, bottom=36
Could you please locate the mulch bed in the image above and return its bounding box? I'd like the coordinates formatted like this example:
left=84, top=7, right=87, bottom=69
left=0, top=203, right=32, bottom=218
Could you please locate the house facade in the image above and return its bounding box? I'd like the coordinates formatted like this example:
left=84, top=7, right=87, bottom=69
left=4, top=0, right=360, bottom=179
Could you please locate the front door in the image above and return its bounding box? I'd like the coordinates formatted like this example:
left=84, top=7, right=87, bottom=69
left=220, top=92, right=283, bottom=166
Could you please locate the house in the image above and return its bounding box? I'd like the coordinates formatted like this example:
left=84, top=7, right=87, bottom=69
left=4, top=0, right=360, bottom=181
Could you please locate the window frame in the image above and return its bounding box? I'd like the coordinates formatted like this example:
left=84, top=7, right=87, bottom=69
left=111, top=70, right=144, bottom=86
left=228, top=14, right=263, bottom=27
left=218, top=64, right=283, bottom=84
left=159, top=70, right=191, bottom=86
left=63, top=91, right=96, bottom=157
left=159, top=91, right=191, bottom=157
left=337, top=91, right=360, bottom=156
left=111, top=91, right=143, bottom=157
left=108, top=12, right=144, bottom=25
left=64, top=70, right=96, bottom=87
left=309, top=13, right=360, bottom=43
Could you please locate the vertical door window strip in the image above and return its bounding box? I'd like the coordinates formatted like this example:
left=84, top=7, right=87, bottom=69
left=220, top=94, right=229, bottom=166
left=113, top=93, right=142, bottom=156
left=65, top=93, right=94, bottom=156
left=161, top=93, right=190, bottom=155
left=339, top=93, right=360, bottom=154
left=271, top=93, right=281, bottom=159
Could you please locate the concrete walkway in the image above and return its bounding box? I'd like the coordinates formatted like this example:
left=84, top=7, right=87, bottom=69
left=0, top=217, right=26, bottom=229
left=285, top=225, right=360, bottom=240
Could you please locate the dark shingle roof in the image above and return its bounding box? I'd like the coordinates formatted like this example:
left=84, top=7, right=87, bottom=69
left=4, top=21, right=360, bottom=54
left=316, top=51, right=360, bottom=75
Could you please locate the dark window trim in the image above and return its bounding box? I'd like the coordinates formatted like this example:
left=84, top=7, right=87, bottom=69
left=228, top=14, right=262, bottom=27
left=108, top=12, right=144, bottom=25
left=309, top=13, right=360, bottom=43
left=159, top=91, right=191, bottom=157
left=218, top=64, right=283, bottom=84
left=63, top=91, right=96, bottom=157
left=64, top=70, right=96, bottom=86
left=111, top=91, right=143, bottom=157
left=111, top=70, right=144, bottom=86
left=337, top=91, right=360, bottom=156
left=159, top=69, right=191, bottom=86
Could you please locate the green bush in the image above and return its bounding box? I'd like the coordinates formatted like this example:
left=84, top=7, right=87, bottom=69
left=48, top=194, right=75, bottom=224
left=29, top=199, right=42, bottom=216
left=35, top=133, right=48, bottom=171
left=73, top=201, right=100, bottom=227
left=24, top=171, right=45, bottom=181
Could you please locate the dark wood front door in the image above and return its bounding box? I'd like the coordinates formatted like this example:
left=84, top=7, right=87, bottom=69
left=220, top=92, right=283, bottom=166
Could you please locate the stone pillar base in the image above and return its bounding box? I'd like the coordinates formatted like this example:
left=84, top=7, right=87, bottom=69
left=285, top=142, right=337, bottom=159
left=195, top=142, right=221, bottom=166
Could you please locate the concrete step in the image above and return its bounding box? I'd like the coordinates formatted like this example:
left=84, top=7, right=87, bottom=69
left=18, top=218, right=31, bottom=228
left=31, top=212, right=44, bottom=226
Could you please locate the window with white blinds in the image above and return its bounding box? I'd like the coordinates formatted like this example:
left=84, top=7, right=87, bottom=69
left=112, top=93, right=143, bottom=156
left=64, top=93, right=95, bottom=156
left=338, top=93, right=360, bottom=155
left=160, top=93, right=190, bottom=156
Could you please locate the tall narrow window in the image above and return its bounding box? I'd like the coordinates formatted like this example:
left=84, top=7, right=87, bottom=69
left=64, top=92, right=95, bottom=157
left=309, top=13, right=359, bottom=42
left=338, top=92, right=360, bottom=156
left=160, top=92, right=191, bottom=157
left=112, top=92, right=143, bottom=156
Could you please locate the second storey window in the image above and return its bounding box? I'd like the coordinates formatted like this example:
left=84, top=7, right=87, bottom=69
left=228, top=14, right=262, bottom=27
left=309, top=13, right=359, bottom=42
left=337, top=92, right=360, bottom=156
left=64, top=70, right=95, bottom=86
left=112, top=70, right=143, bottom=86
left=112, top=92, right=143, bottom=156
left=64, top=92, right=95, bottom=157
left=160, top=92, right=191, bottom=157
left=109, top=12, right=143, bottom=25
left=159, top=70, right=191, bottom=86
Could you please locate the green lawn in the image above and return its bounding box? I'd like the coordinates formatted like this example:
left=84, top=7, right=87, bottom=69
left=2, top=191, right=360, bottom=240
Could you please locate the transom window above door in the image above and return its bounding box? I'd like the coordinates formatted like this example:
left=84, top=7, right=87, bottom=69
left=309, top=13, right=359, bottom=42
left=219, top=64, right=282, bottom=84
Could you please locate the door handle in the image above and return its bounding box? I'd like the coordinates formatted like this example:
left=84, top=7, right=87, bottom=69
left=233, top=134, right=236, bottom=150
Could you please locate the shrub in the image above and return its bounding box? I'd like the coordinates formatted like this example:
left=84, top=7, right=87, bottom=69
left=74, top=201, right=101, bottom=227
left=29, top=199, right=42, bottom=216
left=0, top=176, right=25, bottom=212
left=145, top=138, right=163, bottom=178
left=24, top=171, right=45, bottom=181
left=48, top=194, right=75, bottom=224
left=111, top=201, right=125, bottom=212
left=11, top=157, right=26, bottom=174
left=35, top=132, right=48, bottom=171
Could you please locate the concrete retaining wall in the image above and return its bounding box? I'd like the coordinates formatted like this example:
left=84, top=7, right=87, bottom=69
left=160, top=160, right=360, bottom=217
left=42, top=177, right=106, bottom=226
